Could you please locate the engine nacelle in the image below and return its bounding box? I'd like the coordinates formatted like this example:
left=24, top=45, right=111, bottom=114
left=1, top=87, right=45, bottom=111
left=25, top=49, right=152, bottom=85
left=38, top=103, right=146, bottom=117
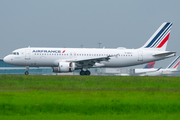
left=52, top=62, right=76, bottom=73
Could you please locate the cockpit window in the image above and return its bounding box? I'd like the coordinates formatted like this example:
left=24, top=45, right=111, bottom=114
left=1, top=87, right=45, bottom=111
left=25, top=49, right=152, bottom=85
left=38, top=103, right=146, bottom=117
left=12, top=52, right=19, bottom=55
left=12, top=52, right=16, bottom=55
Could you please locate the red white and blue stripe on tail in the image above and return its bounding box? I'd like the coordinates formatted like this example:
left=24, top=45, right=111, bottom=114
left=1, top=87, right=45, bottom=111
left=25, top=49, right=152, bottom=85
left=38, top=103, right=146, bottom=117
left=142, top=22, right=173, bottom=50
left=166, top=56, right=180, bottom=69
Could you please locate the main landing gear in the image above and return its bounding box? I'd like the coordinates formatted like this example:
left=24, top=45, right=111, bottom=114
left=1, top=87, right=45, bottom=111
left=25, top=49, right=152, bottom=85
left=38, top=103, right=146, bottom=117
left=25, top=66, right=29, bottom=75
left=80, top=69, right=91, bottom=76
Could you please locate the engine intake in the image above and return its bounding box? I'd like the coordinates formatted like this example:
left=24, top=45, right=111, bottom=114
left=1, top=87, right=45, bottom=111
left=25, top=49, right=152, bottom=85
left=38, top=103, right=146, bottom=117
left=52, top=62, right=75, bottom=73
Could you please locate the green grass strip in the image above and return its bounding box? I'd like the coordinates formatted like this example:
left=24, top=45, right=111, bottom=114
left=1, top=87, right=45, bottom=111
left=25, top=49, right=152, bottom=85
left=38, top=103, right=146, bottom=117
left=0, top=75, right=180, bottom=119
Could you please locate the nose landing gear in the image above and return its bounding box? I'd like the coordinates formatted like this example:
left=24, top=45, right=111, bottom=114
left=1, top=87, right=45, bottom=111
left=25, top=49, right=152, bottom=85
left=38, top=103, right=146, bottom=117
left=25, top=66, right=29, bottom=75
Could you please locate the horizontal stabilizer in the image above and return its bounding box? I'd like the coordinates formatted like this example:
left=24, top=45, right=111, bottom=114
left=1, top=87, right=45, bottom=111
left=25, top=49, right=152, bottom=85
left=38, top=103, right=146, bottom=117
left=172, top=70, right=180, bottom=73
left=153, top=51, right=176, bottom=57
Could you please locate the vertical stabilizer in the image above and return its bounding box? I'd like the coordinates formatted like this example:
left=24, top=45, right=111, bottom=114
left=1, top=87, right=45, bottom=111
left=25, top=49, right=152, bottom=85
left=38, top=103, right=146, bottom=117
left=166, top=56, right=180, bottom=69
left=141, top=22, right=173, bottom=51
left=144, top=61, right=155, bottom=69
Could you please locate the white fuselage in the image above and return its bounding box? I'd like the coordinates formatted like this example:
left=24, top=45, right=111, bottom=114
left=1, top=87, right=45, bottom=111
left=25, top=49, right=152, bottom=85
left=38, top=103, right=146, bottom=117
left=3, top=47, right=174, bottom=68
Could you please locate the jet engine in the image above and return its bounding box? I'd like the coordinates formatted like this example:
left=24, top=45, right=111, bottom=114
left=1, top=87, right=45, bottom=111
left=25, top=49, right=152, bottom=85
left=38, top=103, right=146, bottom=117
left=52, top=62, right=76, bottom=73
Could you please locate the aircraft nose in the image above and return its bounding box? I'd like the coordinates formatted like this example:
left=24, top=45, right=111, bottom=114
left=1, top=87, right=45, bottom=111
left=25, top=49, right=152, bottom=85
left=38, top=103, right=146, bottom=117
left=3, top=56, right=11, bottom=64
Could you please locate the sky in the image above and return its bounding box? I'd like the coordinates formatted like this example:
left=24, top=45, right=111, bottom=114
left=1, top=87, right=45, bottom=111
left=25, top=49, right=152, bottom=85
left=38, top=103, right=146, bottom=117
left=0, top=0, right=180, bottom=68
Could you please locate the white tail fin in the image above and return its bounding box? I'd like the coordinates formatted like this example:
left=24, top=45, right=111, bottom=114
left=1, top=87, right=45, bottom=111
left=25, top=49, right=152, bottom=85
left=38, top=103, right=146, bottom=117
left=166, top=56, right=180, bottom=69
left=141, top=22, right=173, bottom=51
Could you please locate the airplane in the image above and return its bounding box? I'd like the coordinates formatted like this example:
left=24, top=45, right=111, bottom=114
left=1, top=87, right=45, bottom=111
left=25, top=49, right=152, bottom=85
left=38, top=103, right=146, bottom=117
left=114, top=61, right=156, bottom=76
left=134, top=56, right=180, bottom=76
left=3, top=22, right=176, bottom=75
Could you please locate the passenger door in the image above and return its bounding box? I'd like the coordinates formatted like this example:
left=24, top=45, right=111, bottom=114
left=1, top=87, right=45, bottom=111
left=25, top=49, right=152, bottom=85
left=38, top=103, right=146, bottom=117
left=25, top=49, right=31, bottom=60
left=138, top=51, right=143, bottom=61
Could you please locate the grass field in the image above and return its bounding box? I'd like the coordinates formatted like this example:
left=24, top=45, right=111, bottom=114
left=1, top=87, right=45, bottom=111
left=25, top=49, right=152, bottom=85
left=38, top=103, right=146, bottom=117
left=0, top=75, right=180, bottom=120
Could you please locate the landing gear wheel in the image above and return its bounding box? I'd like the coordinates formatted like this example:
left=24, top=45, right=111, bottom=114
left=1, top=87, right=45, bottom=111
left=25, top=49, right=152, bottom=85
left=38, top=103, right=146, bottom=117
left=80, top=70, right=85, bottom=75
left=80, top=70, right=91, bottom=76
left=85, top=70, right=91, bottom=75
left=25, top=71, right=29, bottom=75
left=25, top=66, right=29, bottom=75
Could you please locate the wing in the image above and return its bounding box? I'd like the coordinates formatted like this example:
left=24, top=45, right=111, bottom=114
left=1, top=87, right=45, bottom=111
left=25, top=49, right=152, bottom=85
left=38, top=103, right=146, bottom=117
left=66, top=56, right=112, bottom=68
